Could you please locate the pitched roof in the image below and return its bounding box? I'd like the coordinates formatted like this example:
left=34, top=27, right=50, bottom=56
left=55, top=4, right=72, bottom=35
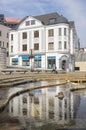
left=69, top=21, right=75, bottom=28
left=4, top=18, right=21, bottom=23
left=14, top=12, right=70, bottom=29
left=34, top=12, right=60, bottom=25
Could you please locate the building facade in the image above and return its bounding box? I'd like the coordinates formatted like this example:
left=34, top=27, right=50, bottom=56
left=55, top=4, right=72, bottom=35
left=0, top=24, right=11, bottom=65
left=0, top=14, right=21, bottom=66
left=0, top=47, right=6, bottom=69
left=9, top=13, right=79, bottom=71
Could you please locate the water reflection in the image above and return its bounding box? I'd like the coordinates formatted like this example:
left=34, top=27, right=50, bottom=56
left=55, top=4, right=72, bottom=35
left=7, top=84, right=80, bottom=127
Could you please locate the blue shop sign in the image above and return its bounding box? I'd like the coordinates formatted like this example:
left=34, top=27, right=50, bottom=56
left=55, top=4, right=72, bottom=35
left=34, top=55, right=41, bottom=60
left=22, top=55, right=29, bottom=60
left=12, top=58, right=18, bottom=61
left=47, top=56, right=56, bottom=59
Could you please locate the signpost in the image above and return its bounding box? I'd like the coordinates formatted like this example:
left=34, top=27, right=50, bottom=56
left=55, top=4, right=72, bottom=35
left=29, top=49, right=34, bottom=71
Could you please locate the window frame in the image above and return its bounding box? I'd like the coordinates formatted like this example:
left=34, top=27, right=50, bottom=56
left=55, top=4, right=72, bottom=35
left=48, top=29, right=54, bottom=37
left=22, top=32, right=27, bottom=39
left=34, top=43, right=39, bottom=50
left=48, top=42, right=54, bottom=50
left=59, top=28, right=62, bottom=36
left=34, top=31, right=39, bottom=38
left=22, top=44, right=27, bottom=51
left=58, top=41, right=62, bottom=49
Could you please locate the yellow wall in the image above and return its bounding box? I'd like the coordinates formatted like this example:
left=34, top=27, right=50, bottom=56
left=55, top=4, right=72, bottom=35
left=75, top=62, right=86, bottom=71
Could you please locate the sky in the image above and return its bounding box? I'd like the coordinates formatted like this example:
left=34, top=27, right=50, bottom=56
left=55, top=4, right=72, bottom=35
left=0, top=0, right=86, bottom=47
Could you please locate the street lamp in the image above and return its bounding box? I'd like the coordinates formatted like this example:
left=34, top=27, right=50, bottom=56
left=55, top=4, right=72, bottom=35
left=29, top=49, right=34, bottom=72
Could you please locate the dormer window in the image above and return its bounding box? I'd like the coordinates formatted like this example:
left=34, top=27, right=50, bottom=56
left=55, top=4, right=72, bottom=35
left=49, top=18, right=56, bottom=24
left=31, top=20, right=35, bottom=25
left=26, top=21, right=30, bottom=26
left=25, top=20, right=35, bottom=26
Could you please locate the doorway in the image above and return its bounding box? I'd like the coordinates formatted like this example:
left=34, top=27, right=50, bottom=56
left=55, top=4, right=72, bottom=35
left=62, top=60, right=66, bottom=70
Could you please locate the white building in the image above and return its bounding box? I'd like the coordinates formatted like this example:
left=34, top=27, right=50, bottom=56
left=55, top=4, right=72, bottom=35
left=9, top=12, right=79, bottom=71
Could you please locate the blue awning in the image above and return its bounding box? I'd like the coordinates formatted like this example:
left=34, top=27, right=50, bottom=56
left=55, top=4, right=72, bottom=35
left=47, top=56, right=56, bottom=59
left=34, top=55, right=41, bottom=60
left=22, top=55, right=29, bottom=60
left=12, top=58, right=18, bottom=61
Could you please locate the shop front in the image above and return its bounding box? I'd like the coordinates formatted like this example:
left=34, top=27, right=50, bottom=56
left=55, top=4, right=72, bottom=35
left=22, top=55, right=30, bottom=66
left=47, top=56, right=56, bottom=69
left=34, top=55, right=41, bottom=68
left=12, top=58, right=18, bottom=65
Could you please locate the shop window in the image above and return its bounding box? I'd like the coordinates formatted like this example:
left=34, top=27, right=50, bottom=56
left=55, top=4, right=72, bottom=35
left=47, top=57, right=56, bottom=69
left=22, top=55, right=30, bottom=66
left=34, top=60, right=41, bottom=68
left=12, top=58, right=18, bottom=65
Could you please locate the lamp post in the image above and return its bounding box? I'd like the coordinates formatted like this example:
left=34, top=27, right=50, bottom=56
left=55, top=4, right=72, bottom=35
left=30, top=49, right=34, bottom=72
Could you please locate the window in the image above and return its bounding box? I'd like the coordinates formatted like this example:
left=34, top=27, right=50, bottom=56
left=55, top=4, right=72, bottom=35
left=48, top=29, right=54, bottom=37
left=7, top=42, right=9, bottom=48
left=22, top=32, right=27, bottom=39
left=64, top=28, right=67, bottom=36
left=34, top=43, right=39, bottom=50
left=22, top=44, right=27, bottom=51
left=7, top=33, right=9, bottom=38
left=31, top=20, right=35, bottom=25
left=0, top=41, right=1, bottom=47
left=0, top=31, right=2, bottom=36
left=59, top=28, right=62, bottom=36
left=59, top=41, right=62, bottom=49
left=11, top=34, right=13, bottom=40
left=7, top=51, right=9, bottom=57
left=64, top=41, right=67, bottom=49
left=26, top=21, right=30, bottom=26
left=34, top=31, right=39, bottom=38
left=48, top=42, right=54, bottom=50
left=22, top=108, right=27, bottom=116
left=49, top=18, right=56, bottom=24
left=3, top=42, right=4, bottom=47
left=11, top=46, right=13, bottom=52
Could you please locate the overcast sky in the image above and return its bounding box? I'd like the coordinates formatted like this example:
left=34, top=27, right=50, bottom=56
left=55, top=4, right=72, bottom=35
left=0, top=0, right=86, bottom=47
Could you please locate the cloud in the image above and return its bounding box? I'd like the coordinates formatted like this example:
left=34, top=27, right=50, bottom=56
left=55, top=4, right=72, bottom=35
left=0, top=0, right=85, bottom=47
left=47, top=0, right=86, bottom=47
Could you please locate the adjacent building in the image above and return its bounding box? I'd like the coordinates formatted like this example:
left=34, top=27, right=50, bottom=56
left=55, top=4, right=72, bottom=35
left=0, top=14, right=21, bottom=28
left=75, top=48, right=86, bottom=71
left=0, top=14, right=21, bottom=66
left=9, top=12, right=79, bottom=71
left=0, top=24, right=11, bottom=65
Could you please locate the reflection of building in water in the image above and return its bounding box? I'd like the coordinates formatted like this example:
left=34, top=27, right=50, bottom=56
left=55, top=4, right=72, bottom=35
left=8, top=85, right=80, bottom=124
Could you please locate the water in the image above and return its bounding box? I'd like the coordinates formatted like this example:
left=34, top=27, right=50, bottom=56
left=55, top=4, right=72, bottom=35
left=0, top=82, right=86, bottom=130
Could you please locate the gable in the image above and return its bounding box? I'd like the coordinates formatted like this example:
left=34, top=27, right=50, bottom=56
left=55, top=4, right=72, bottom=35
left=18, top=16, right=43, bottom=29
